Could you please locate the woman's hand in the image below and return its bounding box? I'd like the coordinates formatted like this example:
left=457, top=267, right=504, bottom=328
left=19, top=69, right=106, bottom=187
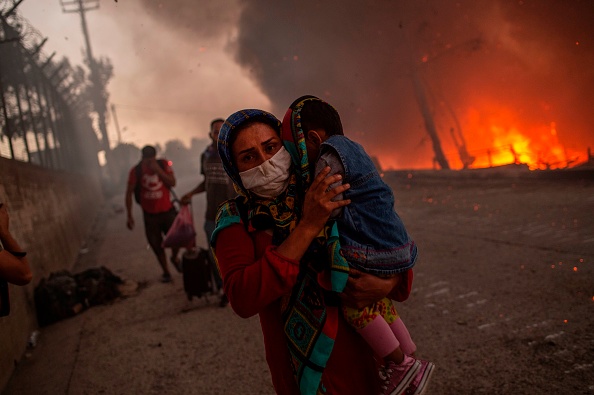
left=300, top=166, right=351, bottom=234
left=276, top=167, right=350, bottom=262
left=340, top=269, right=400, bottom=309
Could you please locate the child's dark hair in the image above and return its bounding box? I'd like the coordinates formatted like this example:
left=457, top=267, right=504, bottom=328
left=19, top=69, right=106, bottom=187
left=299, top=98, right=344, bottom=136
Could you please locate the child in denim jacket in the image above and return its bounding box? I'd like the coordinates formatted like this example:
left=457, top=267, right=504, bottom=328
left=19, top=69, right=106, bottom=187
left=282, top=96, right=434, bottom=395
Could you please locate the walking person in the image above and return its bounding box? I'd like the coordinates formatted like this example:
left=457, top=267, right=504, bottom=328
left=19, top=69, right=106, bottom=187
left=125, top=145, right=180, bottom=283
left=211, top=109, right=411, bottom=394
left=181, top=119, right=236, bottom=306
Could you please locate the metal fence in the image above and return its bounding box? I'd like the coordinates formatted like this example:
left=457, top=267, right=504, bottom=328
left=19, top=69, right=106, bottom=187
left=0, top=2, right=98, bottom=172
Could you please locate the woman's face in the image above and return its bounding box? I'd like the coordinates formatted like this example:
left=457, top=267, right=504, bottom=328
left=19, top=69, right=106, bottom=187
left=232, top=123, right=283, bottom=172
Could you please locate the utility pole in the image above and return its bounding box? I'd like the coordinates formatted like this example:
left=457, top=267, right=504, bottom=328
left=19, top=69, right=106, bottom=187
left=410, top=69, right=450, bottom=169
left=400, top=27, right=451, bottom=170
left=60, top=0, right=112, bottom=171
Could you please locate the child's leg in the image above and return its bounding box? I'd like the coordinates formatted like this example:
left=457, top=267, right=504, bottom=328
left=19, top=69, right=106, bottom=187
left=343, top=300, right=404, bottom=363
left=357, top=315, right=403, bottom=362
left=375, top=295, right=417, bottom=356
left=389, top=317, right=417, bottom=356
left=347, top=301, right=422, bottom=395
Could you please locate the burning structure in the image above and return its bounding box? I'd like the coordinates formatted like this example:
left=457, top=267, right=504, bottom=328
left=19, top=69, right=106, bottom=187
left=142, top=0, right=594, bottom=171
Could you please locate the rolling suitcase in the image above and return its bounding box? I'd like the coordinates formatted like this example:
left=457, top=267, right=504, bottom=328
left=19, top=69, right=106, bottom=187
left=181, top=248, right=216, bottom=301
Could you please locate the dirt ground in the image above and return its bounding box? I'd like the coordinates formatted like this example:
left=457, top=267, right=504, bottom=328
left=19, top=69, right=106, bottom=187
left=3, top=170, right=594, bottom=395
left=387, top=169, right=594, bottom=394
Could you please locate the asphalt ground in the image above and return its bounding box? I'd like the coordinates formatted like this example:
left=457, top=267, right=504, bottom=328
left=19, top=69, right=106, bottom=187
left=3, top=172, right=593, bottom=395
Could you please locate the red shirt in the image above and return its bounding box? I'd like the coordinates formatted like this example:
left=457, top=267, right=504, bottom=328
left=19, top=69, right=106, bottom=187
left=215, top=224, right=413, bottom=395
left=127, top=160, right=174, bottom=214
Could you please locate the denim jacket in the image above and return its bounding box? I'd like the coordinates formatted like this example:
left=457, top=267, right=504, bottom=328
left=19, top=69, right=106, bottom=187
left=321, top=135, right=418, bottom=276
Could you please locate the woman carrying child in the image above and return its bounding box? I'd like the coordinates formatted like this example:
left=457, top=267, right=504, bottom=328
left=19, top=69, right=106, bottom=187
left=212, top=109, right=414, bottom=394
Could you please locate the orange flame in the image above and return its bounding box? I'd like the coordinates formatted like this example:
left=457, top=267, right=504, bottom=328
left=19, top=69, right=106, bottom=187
left=373, top=101, right=587, bottom=171
left=458, top=104, right=585, bottom=170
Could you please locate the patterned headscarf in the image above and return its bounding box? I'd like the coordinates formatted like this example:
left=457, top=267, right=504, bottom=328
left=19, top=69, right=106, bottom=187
left=217, top=109, right=282, bottom=195
left=213, top=106, right=348, bottom=395
left=281, top=95, right=350, bottom=293
left=280, top=95, right=318, bottom=191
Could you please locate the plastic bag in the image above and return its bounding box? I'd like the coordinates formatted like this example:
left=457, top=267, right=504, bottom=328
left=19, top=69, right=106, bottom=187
left=162, top=205, right=196, bottom=248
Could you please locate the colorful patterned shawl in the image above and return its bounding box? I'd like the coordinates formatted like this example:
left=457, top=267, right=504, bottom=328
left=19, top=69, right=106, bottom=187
left=213, top=106, right=349, bottom=394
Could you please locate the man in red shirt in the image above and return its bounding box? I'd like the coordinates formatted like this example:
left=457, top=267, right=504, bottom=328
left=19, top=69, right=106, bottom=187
left=125, top=145, right=179, bottom=283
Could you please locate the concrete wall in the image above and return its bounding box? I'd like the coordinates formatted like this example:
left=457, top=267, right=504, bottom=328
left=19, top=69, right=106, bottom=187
left=0, top=157, right=103, bottom=391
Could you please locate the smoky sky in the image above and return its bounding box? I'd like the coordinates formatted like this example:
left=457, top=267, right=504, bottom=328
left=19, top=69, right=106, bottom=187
left=141, top=0, right=594, bottom=168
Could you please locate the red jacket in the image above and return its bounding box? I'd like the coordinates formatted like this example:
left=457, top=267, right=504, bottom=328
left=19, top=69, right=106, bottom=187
left=214, top=224, right=413, bottom=394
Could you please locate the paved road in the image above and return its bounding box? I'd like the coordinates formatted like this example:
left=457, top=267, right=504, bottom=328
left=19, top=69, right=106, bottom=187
left=387, top=172, right=594, bottom=394
left=4, top=172, right=594, bottom=394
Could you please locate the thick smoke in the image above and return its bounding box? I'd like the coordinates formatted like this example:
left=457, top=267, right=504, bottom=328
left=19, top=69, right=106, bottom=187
left=58, top=0, right=266, bottom=148
left=141, top=0, right=594, bottom=168
left=140, top=0, right=239, bottom=39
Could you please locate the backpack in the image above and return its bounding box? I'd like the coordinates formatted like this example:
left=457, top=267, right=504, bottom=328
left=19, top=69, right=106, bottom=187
left=34, top=270, right=83, bottom=327
left=134, top=159, right=167, bottom=204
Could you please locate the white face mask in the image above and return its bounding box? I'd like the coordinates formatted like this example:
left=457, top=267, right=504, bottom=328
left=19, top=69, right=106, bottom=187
left=239, top=146, right=292, bottom=198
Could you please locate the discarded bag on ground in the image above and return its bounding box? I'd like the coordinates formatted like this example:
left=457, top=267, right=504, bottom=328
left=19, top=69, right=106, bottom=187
left=34, top=270, right=83, bottom=326
left=34, top=267, right=123, bottom=326
left=162, top=204, right=196, bottom=248
left=75, top=266, right=123, bottom=306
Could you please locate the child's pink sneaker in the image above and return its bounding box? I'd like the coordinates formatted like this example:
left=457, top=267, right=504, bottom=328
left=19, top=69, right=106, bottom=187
left=404, top=359, right=435, bottom=395
left=379, top=355, right=421, bottom=395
